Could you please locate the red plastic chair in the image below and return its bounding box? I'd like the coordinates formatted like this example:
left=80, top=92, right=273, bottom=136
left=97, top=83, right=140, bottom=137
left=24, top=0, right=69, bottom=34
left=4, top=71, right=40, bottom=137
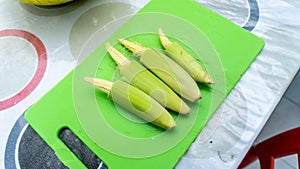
left=238, top=127, right=300, bottom=169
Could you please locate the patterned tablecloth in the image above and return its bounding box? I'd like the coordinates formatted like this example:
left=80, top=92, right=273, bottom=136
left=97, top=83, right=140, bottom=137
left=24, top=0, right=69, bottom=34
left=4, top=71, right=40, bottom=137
left=0, top=0, right=299, bottom=168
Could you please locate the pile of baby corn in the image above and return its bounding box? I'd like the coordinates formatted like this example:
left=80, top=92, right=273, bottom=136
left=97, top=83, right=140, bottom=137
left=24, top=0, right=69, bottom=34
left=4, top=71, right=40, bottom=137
left=85, top=28, right=214, bottom=130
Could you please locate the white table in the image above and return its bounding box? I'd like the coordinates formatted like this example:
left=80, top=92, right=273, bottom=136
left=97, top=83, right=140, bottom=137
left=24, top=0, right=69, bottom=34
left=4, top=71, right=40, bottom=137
left=0, top=0, right=299, bottom=168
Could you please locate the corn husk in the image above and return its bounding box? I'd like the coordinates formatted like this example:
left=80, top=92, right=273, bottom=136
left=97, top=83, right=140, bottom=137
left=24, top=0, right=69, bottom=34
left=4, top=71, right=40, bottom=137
left=121, top=61, right=190, bottom=114
left=119, top=39, right=201, bottom=102
left=85, top=78, right=176, bottom=130
left=106, top=43, right=190, bottom=114
left=159, top=28, right=214, bottom=84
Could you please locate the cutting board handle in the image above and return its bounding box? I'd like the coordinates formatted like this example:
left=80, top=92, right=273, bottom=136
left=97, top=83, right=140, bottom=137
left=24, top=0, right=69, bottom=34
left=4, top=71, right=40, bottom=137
left=38, top=125, right=88, bottom=168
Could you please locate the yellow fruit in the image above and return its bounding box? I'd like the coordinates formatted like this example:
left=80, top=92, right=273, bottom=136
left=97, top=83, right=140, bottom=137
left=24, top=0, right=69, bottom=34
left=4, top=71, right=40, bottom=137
left=19, top=0, right=73, bottom=6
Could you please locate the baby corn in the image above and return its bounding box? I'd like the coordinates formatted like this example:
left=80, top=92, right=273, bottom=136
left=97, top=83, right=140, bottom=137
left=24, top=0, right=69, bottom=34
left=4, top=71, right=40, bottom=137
left=159, top=28, right=214, bottom=84
left=84, top=78, right=176, bottom=130
left=119, top=39, right=201, bottom=102
left=105, top=43, right=190, bottom=114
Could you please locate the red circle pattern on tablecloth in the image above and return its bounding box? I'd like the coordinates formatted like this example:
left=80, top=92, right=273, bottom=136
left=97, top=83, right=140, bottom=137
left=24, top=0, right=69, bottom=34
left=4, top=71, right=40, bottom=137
left=0, top=29, right=47, bottom=110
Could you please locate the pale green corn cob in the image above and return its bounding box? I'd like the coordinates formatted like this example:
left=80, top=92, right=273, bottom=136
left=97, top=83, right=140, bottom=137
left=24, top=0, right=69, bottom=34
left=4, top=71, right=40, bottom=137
left=84, top=78, right=176, bottom=130
left=159, top=28, right=214, bottom=84
left=105, top=43, right=190, bottom=114
left=119, top=39, right=201, bottom=102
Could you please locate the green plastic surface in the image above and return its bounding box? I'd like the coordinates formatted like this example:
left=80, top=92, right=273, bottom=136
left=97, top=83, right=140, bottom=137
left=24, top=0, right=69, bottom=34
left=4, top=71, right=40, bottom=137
left=25, top=0, right=265, bottom=168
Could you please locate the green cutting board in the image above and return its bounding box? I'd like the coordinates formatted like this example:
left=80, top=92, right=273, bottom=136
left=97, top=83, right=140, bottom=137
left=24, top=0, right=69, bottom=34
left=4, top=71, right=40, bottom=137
left=25, top=0, right=264, bottom=168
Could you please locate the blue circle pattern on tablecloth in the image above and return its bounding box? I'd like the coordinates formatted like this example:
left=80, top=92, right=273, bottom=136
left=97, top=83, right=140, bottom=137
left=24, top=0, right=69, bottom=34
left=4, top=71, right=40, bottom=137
left=243, top=0, right=259, bottom=31
left=4, top=114, right=26, bottom=169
